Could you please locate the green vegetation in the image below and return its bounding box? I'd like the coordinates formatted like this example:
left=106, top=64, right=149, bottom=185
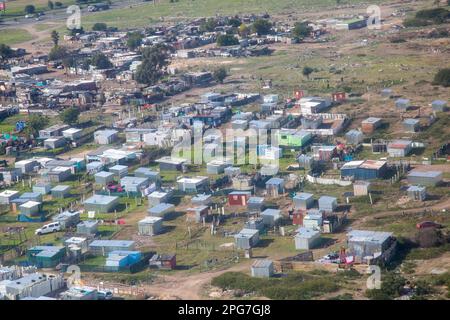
left=127, top=32, right=143, bottom=51
left=0, top=29, right=33, bottom=46
left=433, top=68, right=450, bottom=87
left=92, top=22, right=108, bottom=31
left=213, top=67, right=228, bottom=84
left=24, top=114, right=50, bottom=136
left=60, top=107, right=81, bottom=125
left=251, top=19, right=272, bottom=36
left=292, top=22, right=312, bottom=40
left=366, top=273, right=406, bottom=300
left=216, top=34, right=239, bottom=47
left=48, top=45, right=68, bottom=61
left=212, top=271, right=340, bottom=299
left=404, top=7, right=450, bottom=27
left=90, top=52, right=113, bottom=69
left=135, top=44, right=172, bottom=85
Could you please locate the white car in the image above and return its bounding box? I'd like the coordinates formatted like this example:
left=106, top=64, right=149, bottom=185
left=97, top=290, right=113, bottom=300
left=35, top=222, right=61, bottom=235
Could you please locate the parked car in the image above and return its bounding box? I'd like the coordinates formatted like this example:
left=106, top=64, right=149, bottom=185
left=416, top=221, right=442, bottom=230
left=97, top=290, right=113, bottom=300
left=35, top=222, right=61, bottom=235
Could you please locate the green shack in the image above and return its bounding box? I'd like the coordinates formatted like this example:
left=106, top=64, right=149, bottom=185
left=27, top=246, right=66, bottom=268
left=278, top=129, right=312, bottom=148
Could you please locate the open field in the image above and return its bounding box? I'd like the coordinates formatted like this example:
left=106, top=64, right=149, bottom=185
left=0, top=28, right=33, bottom=45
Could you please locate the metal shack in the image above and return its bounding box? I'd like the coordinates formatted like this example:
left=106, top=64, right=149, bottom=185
left=76, top=220, right=99, bottom=235
left=346, top=230, right=395, bottom=263
left=138, top=216, right=163, bottom=236
left=260, top=208, right=282, bottom=227
left=33, top=182, right=52, bottom=195
left=47, top=166, right=72, bottom=183
left=407, top=170, right=443, bottom=186
left=407, top=185, right=426, bottom=201
left=44, top=137, right=67, bottom=150
left=402, top=118, right=420, bottom=133
left=265, top=177, right=285, bottom=196
left=395, top=98, right=410, bottom=111
left=432, top=100, right=447, bottom=112
left=361, top=117, right=382, bottom=134
left=251, top=259, right=274, bottom=278
left=121, top=176, right=149, bottom=193
left=244, top=217, right=265, bottom=231
left=52, top=211, right=81, bottom=229
left=247, top=197, right=265, bottom=212
left=156, top=156, right=187, bottom=171
left=186, top=206, right=209, bottom=223
left=19, top=201, right=41, bottom=216
left=148, top=203, right=175, bottom=218
left=110, top=165, right=129, bottom=178
left=191, top=194, right=213, bottom=206
left=228, top=190, right=251, bottom=206
left=293, top=192, right=314, bottom=210
left=51, top=185, right=71, bottom=199
left=0, top=190, right=19, bottom=204
left=177, top=176, right=210, bottom=193
left=148, top=190, right=173, bottom=206
left=318, top=196, right=337, bottom=212
left=340, top=160, right=387, bottom=180
left=15, top=159, right=39, bottom=174
left=294, top=227, right=320, bottom=250
left=94, top=171, right=115, bottom=185
left=84, top=194, right=119, bottom=213
left=353, top=181, right=372, bottom=196
left=88, top=240, right=135, bottom=256
left=303, top=213, right=323, bottom=230
left=387, top=140, right=412, bottom=157
left=345, top=129, right=364, bottom=145
left=94, top=129, right=118, bottom=145
left=134, top=168, right=161, bottom=186
left=235, top=228, right=260, bottom=249
left=27, top=246, right=66, bottom=268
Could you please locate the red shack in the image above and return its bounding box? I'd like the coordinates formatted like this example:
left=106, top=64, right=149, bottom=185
left=228, top=191, right=251, bottom=206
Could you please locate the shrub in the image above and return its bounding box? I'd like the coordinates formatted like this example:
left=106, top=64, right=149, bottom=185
left=433, top=68, right=450, bottom=87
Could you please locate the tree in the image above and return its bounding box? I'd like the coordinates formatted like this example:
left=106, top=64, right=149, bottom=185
left=0, top=44, right=14, bottom=60
left=213, top=67, right=227, bottom=84
left=216, top=34, right=239, bottom=46
left=416, top=228, right=444, bottom=248
left=366, top=273, right=406, bottom=300
left=91, top=53, right=113, bottom=69
left=68, top=27, right=84, bottom=36
left=135, top=44, right=172, bottom=85
left=54, top=2, right=63, bottom=8
left=48, top=45, right=67, bottom=61
left=433, top=68, right=450, bottom=87
left=48, top=0, right=54, bottom=10
left=292, top=22, right=312, bottom=39
left=228, top=17, right=242, bottom=28
left=252, top=19, right=272, bottom=36
left=60, top=107, right=80, bottom=125
left=302, top=66, right=314, bottom=79
left=238, top=23, right=250, bottom=37
left=51, top=30, right=59, bottom=46
left=24, top=5, right=36, bottom=15
left=92, top=23, right=108, bottom=31
left=25, top=114, right=49, bottom=137
left=127, top=31, right=143, bottom=50
left=200, top=18, right=217, bottom=32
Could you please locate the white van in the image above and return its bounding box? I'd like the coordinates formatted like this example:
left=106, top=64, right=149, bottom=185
left=35, top=222, right=61, bottom=235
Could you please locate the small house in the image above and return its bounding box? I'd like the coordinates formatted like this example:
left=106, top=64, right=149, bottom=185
left=361, top=117, right=382, bottom=134
left=402, top=119, right=420, bottom=133
left=318, top=196, right=337, bottom=212
left=62, top=128, right=83, bottom=141
left=149, top=254, right=176, bottom=270
left=395, top=98, right=410, bottom=111
left=251, top=259, right=274, bottom=278
left=353, top=181, right=372, bottom=196
left=84, top=194, right=119, bottom=213
left=224, top=167, right=241, bottom=177
left=19, top=201, right=41, bottom=216
left=206, top=159, right=232, bottom=175
left=94, top=129, right=118, bottom=145
left=94, top=171, right=115, bottom=185
left=86, top=161, right=104, bottom=174
left=148, top=203, right=175, bottom=217
left=15, top=159, right=39, bottom=174
left=260, top=208, right=282, bottom=227
left=432, top=100, right=447, bottom=112
left=303, top=213, right=323, bottom=230
left=105, top=251, right=142, bottom=271
left=52, top=211, right=80, bottom=229
left=27, top=246, right=66, bottom=268
left=244, top=217, right=265, bottom=231
left=148, top=190, right=173, bottom=206
left=0, top=190, right=19, bottom=205
left=44, top=137, right=67, bottom=150
left=407, top=185, right=426, bottom=201
left=120, top=176, right=149, bottom=193
left=76, top=220, right=99, bottom=235
left=134, top=168, right=161, bottom=186
left=186, top=206, right=209, bottom=223
left=265, top=177, right=285, bottom=196
left=407, top=170, right=442, bottom=186
left=345, top=130, right=364, bottom=145
left=346, top=230, right=396, bottom=263
left=89, top=240, right=135, bottom=256
left=47, top=167, right=72, bottom=183
left=156, top=156, right=187, bottom=171
left=247, top=197, right=265, bottom=212
left=51, top=185, right=71, bottom=199
left=60, top=286, right=98, bottom=300
left=177, top=176, right=209, bottom=193
left=228, top=191, right=251, bottom=206
left=138, top=216, right=163, bottom=236
left=32, top=182, right=52, bottom=195
left=110, top=165, right=128, bottom=178
left=294, top=227, right=321, bottom=250
left=191, top=194, right=213, bottom=206
left=293, top=192, right=314, bottom=210
left=387, top=140, right=412, bottom=157
left=235, top=228, right=260, bottom=250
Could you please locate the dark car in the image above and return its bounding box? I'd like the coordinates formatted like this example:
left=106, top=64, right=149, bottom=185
left=416, top=221, right=443, bottom=229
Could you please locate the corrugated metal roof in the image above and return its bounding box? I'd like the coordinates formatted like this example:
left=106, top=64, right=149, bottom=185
left=252, top=259, right=273, bottom=268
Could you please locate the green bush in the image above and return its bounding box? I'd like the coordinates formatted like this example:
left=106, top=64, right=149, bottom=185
left=433, top=68, right=450, bottom=87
